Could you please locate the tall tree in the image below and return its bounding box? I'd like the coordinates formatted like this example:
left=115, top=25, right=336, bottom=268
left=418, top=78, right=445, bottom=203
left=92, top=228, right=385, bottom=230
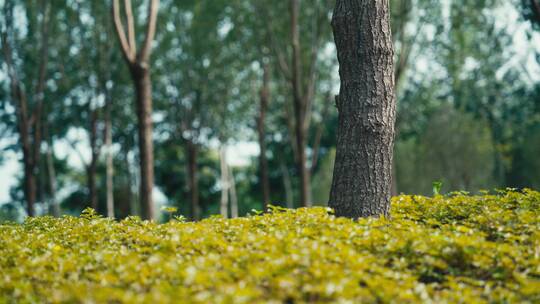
left=112, top=0, right=159, bottom=220
left=289, top=0, right=310, bottom=207
left=256, top=0, right=332, bottom=207
left=257, top=63, right=271, bottom=207
left=329, top=0, right=396, bottom=218
left=1, top=0, right=51, bottom=216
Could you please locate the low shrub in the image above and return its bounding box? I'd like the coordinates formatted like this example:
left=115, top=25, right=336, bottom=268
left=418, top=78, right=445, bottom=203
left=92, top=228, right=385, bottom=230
left=0, top=190, right=539, bottom=303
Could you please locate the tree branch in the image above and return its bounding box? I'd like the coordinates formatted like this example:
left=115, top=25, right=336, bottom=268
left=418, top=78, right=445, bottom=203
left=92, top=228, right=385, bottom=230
left=310, top=92, right=331, bottom=169
left=32, top=0, right=52, bottom=169
left=138, top=0, right=159, bottom=63
left=1, top=32, right=32, bottom=165
left=112, top=0, right=134, bottom=63
left=124, top=0, right=137, bottom=58
left=257, top=3, right=291, bottom=80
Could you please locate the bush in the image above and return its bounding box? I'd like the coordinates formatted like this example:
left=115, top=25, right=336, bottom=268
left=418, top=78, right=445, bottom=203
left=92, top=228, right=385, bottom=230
left=1, top=190, right=539, bottom=303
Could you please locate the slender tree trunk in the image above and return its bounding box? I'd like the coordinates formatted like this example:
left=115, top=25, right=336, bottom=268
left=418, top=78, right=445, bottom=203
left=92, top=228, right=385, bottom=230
left=296, top=137, right=311, bottom=207
left=219, top=145, right=229, bottom=218
left=229, top=165, right=238, bottom=218
left=290, top=0, right=311, bottom=207
left=329, top=0, right=396, bottom=218
left=23, top=160, right=37, bottom=216
left=30, top=0, right=49, bottom=215
left=185, top=139, right=200, bottom=220
left=87, top=164, right=97, bottom=210
left=257, top=64, right=271, bottom=208
left=1, top=0, right=50, bottom=217
left=124, top=149, right=136, bottom=217
left=38, top=155, right=45, bottom=207
left=130, top=66, right=155, bottom=220
left=46, top=145, right=59, bottom=217
left=311, top=93, right=332, bottom=170
left=105, top=99, right=115, bottom=218
left=13, top=86, right=36, bottom=216
left=280, top=160, right=294, bottom=209
left=112, top=0, right=159, bottom=220
left=88, top=108, right=99, bottom=211
left=11, top=87, right=36, bottom=217
left=44, top=124, right=59, bottom=217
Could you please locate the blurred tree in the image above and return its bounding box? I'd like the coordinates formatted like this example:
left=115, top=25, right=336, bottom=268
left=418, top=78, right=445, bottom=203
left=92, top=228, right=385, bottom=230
left=252, top=0, right=334, bottom=207
left=1, top=0, right=53, bottom=216
left=112, top=0, right=159, bottom=220
left=155, top=0, right=242, bottom=219
left=311, top=148, right=335, bottom=205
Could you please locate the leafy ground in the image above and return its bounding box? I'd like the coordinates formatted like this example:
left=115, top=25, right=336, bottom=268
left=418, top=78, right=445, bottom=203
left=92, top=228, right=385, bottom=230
left=0, top=190, right=539, bottom=303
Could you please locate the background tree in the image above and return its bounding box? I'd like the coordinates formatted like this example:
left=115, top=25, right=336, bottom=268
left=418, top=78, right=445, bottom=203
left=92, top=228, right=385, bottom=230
left=112, top=0, right=159, bottom=220
left=1, top=0, right=52, bottom=216
left=1, top=0, right=539, bottom=223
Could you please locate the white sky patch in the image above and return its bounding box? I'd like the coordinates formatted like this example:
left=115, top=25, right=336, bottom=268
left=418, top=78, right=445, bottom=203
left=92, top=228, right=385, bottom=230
left=226, top=141, right=259, bottom=167
left=59, top=127, right=92, bottom=170
left=0, top=147, right=20, bottom=204
left=494, top=2, right=540, bottom=83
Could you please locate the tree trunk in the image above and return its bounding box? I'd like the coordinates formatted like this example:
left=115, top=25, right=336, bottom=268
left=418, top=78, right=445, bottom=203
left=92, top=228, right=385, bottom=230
left=131, top=65, right=155, bottom=220
left=296, top=137, right=311, bottom=207
left=219, top=145, right=229, bottom=218
left=112, top=0, right=159, bottom=220
left=257, top=64, right=271, bottom=208
left=105, top=99, right=115, bottom=218
left=311, top=93, right=332, bottom=170
left=1, top=0, right=50, bottom=217
left=186, top=139, right=200, bottom=220
left=290, top=0, right=311, bottom=208
left=23, top=160, right=37, bottom=217
left=88, top=108, right=99, bottom=211
left=45, top=124, right=59, bottom=217
left=329, top=0, right=396, bottom=218
left=87, top=164, right=97, bottom=211
left=15, top=92, right=36, bottom=217
left=229, top=165, right=238, bottom=218
left=46, top=146, right=59, bottom=217
left=124, top=149, right=136, bottom=217
left=280, top=160, right=294, bottom=209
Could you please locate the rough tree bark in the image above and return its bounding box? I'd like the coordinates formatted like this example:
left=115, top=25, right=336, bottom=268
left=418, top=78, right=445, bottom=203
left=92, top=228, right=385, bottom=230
left=257, top=63, right=271, bottom=208
left=329, top=0, right=396, bottom=218
left=112, top=0, right=159, bottom=220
